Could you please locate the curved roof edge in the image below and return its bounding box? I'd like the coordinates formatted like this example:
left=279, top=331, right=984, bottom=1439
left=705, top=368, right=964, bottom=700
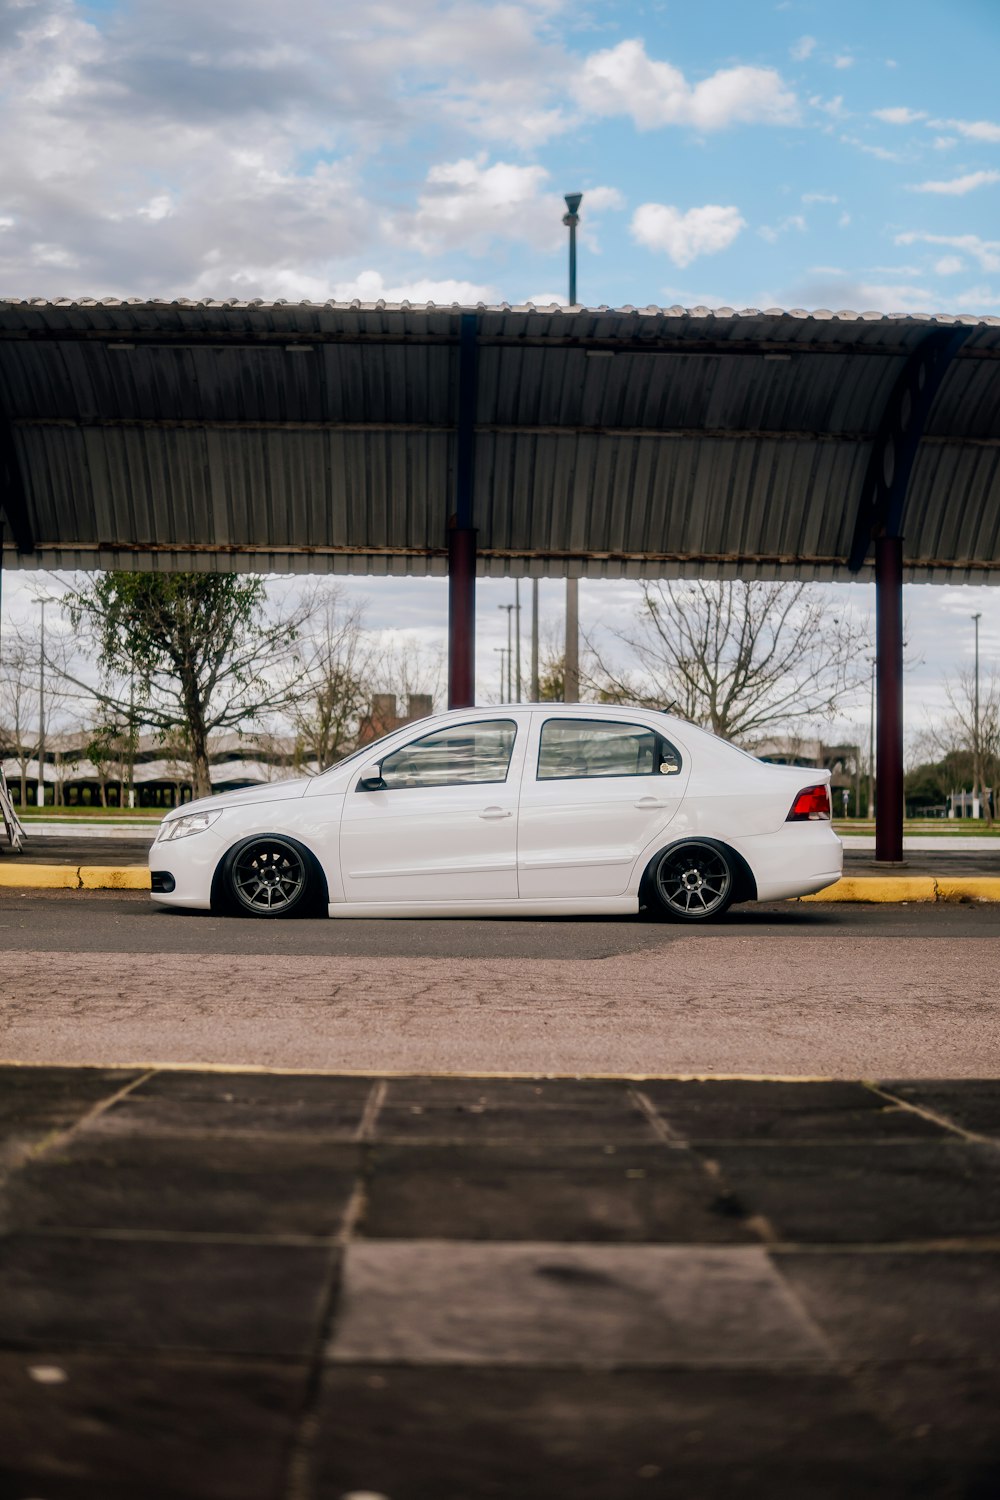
left=2, top=295, right=1000, bottom=326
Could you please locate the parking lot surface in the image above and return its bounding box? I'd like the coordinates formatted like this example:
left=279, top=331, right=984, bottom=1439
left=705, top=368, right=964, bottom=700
left=1, top=893, right=998, bottom=1077
left=1, top=1064, right=998, bottom=1499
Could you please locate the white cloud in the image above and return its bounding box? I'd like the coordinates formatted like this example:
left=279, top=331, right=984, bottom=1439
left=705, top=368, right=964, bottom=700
left=910, top=170, right=1000, bottom=196
left=932, top=117, right=1000, bottom=143
left=932, top=136, right=957, bottom=151
left=790, top=35, right=816, bottom=61
left=840, top=134, right=903, bottom=162
left=783, top=270, right=939, bottom=312
left=932, top=256, right=964, bottom=276
left=802, top=192, right=838, bottom=204
left=838, top=211, right=851, bottom=228
left=631, top=202, right=746, bottom=268
left=833, top=54, right=855, bottom=70
left=575, top=40, right=798, bottom=131
left=810, top=94, right=846, bottom=118
left=390, top=156, right=624, bottom=258
left=759, top=213, right=807, bottom=243
left=895, top=232, right=1000, bottom=274
left=329, top=270, right=496, bottom=305
left=872, top=107, right=927, bottom=125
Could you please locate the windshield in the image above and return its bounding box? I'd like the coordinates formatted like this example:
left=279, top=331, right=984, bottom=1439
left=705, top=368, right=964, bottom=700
left=317, top=725, right=413, bottom=777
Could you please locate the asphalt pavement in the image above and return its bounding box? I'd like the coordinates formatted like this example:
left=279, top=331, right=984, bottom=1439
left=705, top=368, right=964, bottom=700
left=1, top=1063, right=998, bottom=1499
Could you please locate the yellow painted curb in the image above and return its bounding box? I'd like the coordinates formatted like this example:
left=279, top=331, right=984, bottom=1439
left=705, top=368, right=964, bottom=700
left=0, top=864, right=80, bottom=889
left=935, top=877, right=1000, bottom=903
left=801, top=876, right=938, bottom=903
left=79, top=866, right=151, bottom=890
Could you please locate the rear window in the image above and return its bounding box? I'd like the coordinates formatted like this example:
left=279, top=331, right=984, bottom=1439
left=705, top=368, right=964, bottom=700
left=537, top=718, right=682, bottom=781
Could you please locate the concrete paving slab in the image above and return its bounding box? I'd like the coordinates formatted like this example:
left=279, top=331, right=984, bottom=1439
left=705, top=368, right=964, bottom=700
left=0, top=1066, right=144, bottom=1169
left=327, top=1241, right=830, bottom=1366
left=774, top=1250, right=1000, bottom=1364
left=0, top=1235, right=333, bottom=1356
left=376, top=1076, right=657, bottom=1144
left=0, top=1350, right=307, bottom=1500
left=313, top=1365, right=915, bottom=1500
left=847, top=1361, right=1000, bottom=1494
left=881, top=1079, right=1000, bottom=1141
left=362, top=1142, right=756, bottom=1244
left=638, top=1079, right=947, bottom=1142
left=90, top=1069, right=375, bottom=1139
left=705, top=1141, right=1000, bottom=1243
left=1, top=1135, right=362, bottom=1237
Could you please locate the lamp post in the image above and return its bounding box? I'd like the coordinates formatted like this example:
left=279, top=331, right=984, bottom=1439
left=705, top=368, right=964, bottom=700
left=497, top=604, right=514, bottom=704
left=514, top=579, right=522, bottom=702
left=33, top=594, right=58, bottom=808
left=494, top=647, right=509, bottom=704
left=563, top=192, right=583, bottom=702
left=972, top=612, right=982, bottom=819
left=868, top=657, right=876, bottom=821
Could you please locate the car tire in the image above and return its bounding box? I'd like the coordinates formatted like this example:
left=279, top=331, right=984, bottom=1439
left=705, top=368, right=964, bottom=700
left=646, top=838, right=736, bottom=923
left=221, top=835, right=320, bottom=918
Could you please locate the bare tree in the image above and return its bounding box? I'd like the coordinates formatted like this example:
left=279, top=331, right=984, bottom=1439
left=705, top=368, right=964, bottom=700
left=373, top=633, right=444, bottom=712
left=285, top=586, right=379, bottom=772
left=0, top=626, right=72, bottom=806
left=588, top=580, right=870, bottom=745
left=919, top=666, right=1000, bottom=824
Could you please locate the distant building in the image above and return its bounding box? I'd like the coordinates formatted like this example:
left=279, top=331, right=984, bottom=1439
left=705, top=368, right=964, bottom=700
left=356, top=693, right=434, bottom=746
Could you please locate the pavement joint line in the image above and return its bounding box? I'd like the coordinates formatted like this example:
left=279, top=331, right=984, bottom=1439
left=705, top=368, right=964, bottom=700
left=284, top=1080, right=387, bottom=1500
left=0, top=1059, right=843, bottom=1082
left=8, top=1067, right=156, bottom=1174
left=627, top=1085, right=686, bottom=1147
left=863, top=1080, right=1000, bottom=1149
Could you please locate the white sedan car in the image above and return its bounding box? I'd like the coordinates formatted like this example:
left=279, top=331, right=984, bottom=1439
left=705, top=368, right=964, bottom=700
left=150, top=705, right=842, bottom=922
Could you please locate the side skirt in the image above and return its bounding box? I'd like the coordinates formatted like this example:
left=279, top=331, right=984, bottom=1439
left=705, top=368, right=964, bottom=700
left=326, top=896, right=640, bottom=920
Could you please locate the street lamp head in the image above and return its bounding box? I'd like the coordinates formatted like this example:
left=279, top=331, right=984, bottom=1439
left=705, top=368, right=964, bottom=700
left=564, top=192, right=583, bottom=216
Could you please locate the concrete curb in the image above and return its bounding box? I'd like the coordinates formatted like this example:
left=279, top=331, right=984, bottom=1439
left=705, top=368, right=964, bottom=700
left=2, top=866, right=999, bottom=902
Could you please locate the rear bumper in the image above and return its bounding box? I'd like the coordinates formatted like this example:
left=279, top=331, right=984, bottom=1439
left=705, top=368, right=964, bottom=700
left=735, top=826, right=844, bottom=903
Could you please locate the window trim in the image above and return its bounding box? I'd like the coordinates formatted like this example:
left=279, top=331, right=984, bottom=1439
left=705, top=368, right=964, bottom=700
left=535, top=716, right=683, bottom=784
left=371, top=717, right=519, bottom=793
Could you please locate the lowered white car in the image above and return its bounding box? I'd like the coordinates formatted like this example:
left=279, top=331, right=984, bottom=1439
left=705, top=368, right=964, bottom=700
left=149, top=705, right=842, bottom=922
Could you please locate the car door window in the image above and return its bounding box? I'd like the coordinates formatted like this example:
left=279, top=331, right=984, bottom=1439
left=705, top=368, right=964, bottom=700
left=537, top=719, right=682, bottom=780
left=378, top=720, right=517, bottom=790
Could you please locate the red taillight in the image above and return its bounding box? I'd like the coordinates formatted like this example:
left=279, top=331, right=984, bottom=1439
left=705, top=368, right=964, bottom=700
left=787, top=784, right=831, bottom=821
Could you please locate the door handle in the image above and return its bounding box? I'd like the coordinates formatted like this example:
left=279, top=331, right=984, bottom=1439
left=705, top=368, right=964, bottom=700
left=634, top=797, right=667, bottom=809
left=479, top=806, right=513, bottom=819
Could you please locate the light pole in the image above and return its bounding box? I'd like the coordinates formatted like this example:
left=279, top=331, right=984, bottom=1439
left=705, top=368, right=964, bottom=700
left=531, top=578, right=539, bottom=700
left=497, top=604, right=514, bottom=704
left=33, top=594, right=58, bottom=808
left=868, top=657, right=876, bottom=821
left=972, top=612, right=983, bottom=818
left=563, top=192, right=583, bottom=703
left=514, top=579, right=522, bottom=702
left=494, top=647, right=508, bottom=703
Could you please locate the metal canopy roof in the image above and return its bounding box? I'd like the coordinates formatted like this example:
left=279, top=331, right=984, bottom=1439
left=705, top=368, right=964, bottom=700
left=1, top=297, right=999, bottom=582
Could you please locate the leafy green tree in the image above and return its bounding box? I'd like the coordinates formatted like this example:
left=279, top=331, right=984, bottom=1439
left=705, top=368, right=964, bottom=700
left=64, top=573, right=307, bottom=800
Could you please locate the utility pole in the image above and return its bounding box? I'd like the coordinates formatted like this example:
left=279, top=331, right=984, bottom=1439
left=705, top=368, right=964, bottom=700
left=868, top=657, right=875, bottom=821
left=972, top=612, right=983, bottom=819
left=562, top=191, right=583, bottom=703
left=37, top=599, right=46, bottom=807
left=514, top=579, right=522, bottom=702
left=531, top=579, right=539, bottom=700
left=494, top=647, right=508, bottom=703
left=497, top=604, right=514, bottom=704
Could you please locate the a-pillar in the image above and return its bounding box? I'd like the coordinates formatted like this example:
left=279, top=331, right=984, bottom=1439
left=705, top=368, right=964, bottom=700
left=875, top=534, right=904, bottom=863
left=448, top=312, right=477, bottom=709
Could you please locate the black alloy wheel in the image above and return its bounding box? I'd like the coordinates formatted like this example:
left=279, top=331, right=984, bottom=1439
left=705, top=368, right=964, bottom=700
left=652, top=840, right=735, bottom=922
left=226, top=837, right=311, bottom=917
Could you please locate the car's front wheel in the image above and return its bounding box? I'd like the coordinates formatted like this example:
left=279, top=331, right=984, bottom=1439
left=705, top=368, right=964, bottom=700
left=647, top=839, right=736, bottom=922
left=221, top=836, right=317, bottom=918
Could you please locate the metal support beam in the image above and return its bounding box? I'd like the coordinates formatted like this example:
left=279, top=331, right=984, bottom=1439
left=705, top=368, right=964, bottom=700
left=848, top=327, right=971, bottom=575
left=448, top=313, right=478, bottom=709
left=875, top=535, right=904, bottom=862
left=0, top=420, right=35, bottom=554
left=848, top=327, right=971, bottom=865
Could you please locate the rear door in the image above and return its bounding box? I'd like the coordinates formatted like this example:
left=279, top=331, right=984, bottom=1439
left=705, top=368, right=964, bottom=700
left=517, top=715, right=690, bottom=898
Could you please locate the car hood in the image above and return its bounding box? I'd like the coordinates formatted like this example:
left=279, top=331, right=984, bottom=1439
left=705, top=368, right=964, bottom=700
left=162, top=778, right=311, bottom=821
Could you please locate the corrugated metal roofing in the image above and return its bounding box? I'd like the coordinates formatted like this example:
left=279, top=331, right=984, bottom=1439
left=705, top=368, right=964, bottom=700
left=2, top=297, right=999, bottom=582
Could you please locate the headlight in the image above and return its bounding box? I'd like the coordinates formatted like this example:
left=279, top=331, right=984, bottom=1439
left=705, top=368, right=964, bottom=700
left=157, top=810, right=222, bottom=842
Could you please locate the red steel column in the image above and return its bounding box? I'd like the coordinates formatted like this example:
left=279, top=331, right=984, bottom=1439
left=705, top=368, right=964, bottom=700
left=875, top=534, right=904, bottom=863
left=447, top=312, right=478, bottom=709
left=447, top=522, right=476, bottom=708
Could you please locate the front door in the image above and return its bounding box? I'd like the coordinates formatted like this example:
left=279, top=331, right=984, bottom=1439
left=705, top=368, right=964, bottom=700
left=340, top=716, right=523, bottom=904
left=517, top=716, right=689, bottom=898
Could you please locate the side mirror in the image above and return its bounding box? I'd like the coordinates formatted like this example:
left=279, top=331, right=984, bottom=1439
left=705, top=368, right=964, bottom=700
left=357, top=762, right=385, bottom=791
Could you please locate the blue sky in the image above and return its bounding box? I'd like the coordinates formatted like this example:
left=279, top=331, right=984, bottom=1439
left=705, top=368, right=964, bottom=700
left=1, top=0, right=998, bottom=741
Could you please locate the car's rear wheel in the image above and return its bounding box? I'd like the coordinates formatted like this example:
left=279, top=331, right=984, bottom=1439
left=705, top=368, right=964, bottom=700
left=648, top=839, right=735, bottom=922
left=223, top=836, right=314, bottom=918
